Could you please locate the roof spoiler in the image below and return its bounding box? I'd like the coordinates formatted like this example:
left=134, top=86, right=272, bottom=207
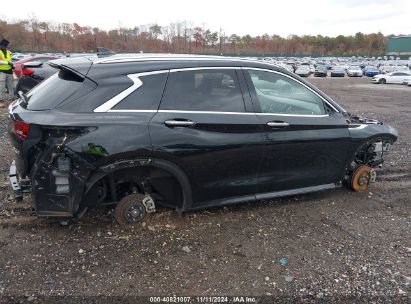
left=96, top=47, right=116, bottom=58
left=48, top=62, right=85, bottom=81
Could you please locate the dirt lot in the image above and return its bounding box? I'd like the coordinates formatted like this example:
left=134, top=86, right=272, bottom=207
left=0, top=77, right=410, bottom=302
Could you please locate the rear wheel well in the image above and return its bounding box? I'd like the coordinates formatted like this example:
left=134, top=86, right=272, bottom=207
left=81, top=165, right=186, bottom=211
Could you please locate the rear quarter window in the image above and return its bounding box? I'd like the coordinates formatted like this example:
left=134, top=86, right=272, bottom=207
left=112, top=73, right=168, bottom=110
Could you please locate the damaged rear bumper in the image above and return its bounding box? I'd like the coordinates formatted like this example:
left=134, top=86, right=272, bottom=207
left=9, top=160, right=31, bottom=202
left=9, top=146, right=95, bottom=218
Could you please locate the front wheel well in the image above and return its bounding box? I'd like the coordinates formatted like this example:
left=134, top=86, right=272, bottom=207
left=345, top=135, right=395, bottom=178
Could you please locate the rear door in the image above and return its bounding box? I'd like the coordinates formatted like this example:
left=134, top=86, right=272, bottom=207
left=149, top=67, right=262, bottom=206
left=393, top=72, right=411, bottom=83
left=243, top=68, right=351, bottom=196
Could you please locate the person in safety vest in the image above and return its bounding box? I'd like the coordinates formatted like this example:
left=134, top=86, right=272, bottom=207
left=0, top=39, right=15, bottom=96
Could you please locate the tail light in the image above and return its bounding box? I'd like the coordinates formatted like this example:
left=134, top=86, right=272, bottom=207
left=12, top=120, right=30, bottom=140
left=22, top=68, right=34, bottom=76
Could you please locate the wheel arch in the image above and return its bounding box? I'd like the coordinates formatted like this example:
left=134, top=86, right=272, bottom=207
left=82, top=157, right=193, bottom=212
left=344, top=133, right=397, bottom=172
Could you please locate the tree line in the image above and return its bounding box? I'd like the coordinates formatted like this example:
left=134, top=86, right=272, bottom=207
left=0, top=18, right=390, bottom=56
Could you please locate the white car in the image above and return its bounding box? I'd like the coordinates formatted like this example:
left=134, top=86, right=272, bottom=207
left=309, top=65, right=315, bottom=73
left=347, top=66, right=363, bottom=77
left=395, top=66, right=410, bottom=72
left=295, top=66, right=311, bottom=77
left=402, top=78, right=411, bottom=86
left=372, top=72, right=411, bottom=84
left=379, top=65, right=396, bottom=74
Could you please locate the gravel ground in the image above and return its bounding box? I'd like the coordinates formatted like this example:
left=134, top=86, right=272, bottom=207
left=0, top=77, right=410, bottom=303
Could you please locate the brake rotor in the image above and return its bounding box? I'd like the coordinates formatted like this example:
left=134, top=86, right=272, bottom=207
left=351, top=165, right=372, bottom=192
left=115, top=193, right=146, bottom=225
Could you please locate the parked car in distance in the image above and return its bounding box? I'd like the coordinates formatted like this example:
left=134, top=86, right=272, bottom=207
left=314, top=65, right=328, bottom=77
left=12, top=53, right=32, bottom=62
left=330, top=66, right=346, bottom=77
left=280, top=63, right=293, bottom=73
left=295, top=65, right=311, bottom=77
left=372, top=71, right=411, bottom=84
left=14, top=61, right=57, bottom=94
left=8, top=54, right=398, bottom=224
left=395, top=66, right=410, bottom=73
left=309, top=65, right=316, bottom=73
left=363, top=66, right=380, bottom=77
left=401, top=78, right=411, bottom=86
left=379, top=65, right=396, bottom=74
left=13, top=55, right=59, bottom=78
left=285, top=62, right=296, bottom=73
left=347, top=66, right=363, bottom=77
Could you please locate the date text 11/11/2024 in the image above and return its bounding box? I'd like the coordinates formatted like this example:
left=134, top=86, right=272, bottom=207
left=149, top=296, right=257, bottom=303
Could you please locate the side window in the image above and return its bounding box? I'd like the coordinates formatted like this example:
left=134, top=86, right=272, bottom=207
left=160, top=69, right=245, bottom=112
left=113, top=73, right=168, bottom=110
left=247, top=70, right=327, bottom=115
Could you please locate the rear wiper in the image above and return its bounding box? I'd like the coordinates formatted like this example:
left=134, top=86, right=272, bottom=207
left=18, top=91, right=29, bottom=106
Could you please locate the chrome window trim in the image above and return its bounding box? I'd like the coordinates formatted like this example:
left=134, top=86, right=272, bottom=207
left=93, top=70, right=169, bottom=113
left=158, top=110, right=328, bottom=117
left=158, top=110, right=254, bottom=115
left=169, top=66, right=239, bottom=72
left=93, top=66, right=337, bottom=116
left=242, top=67, right=340, bottom=113
left=256, top=112, right=328, bottom=118
left=136, top=70, right=170, bottom=77
left=101, top=109, right=328, bottom=117
left=93, top=74, right=142, bottom=113
left=108, top=109, right=157, bottom=113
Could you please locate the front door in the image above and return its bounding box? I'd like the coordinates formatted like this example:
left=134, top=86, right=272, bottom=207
left=243, top=68, right=351, bottom=196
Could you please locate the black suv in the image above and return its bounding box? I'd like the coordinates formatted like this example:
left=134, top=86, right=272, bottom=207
left=8, top=54, right=398, bottom=224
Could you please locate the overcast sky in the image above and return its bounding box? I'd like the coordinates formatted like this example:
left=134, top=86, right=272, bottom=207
left=2, top=0, right=411, bottom=37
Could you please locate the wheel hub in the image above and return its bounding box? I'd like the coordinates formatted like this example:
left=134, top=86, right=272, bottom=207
left=125, top=203, right=146, bottom=222
left=115, top=193, right=149, bottom=225
left=358, top=172, right=370, bottom=186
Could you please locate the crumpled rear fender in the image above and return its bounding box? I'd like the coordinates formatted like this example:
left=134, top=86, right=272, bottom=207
left=30, top=141, right=96, bottom=217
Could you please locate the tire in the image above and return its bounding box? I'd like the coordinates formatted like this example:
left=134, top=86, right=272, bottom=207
left=115, top=193, right=146, bottom=225
left=379, top=78, right=386, bottom=84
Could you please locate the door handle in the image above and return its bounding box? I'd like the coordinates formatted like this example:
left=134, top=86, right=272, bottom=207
left=266, top=121, right=290, bottom=127
left=164, top=120, right=195, bottom=127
